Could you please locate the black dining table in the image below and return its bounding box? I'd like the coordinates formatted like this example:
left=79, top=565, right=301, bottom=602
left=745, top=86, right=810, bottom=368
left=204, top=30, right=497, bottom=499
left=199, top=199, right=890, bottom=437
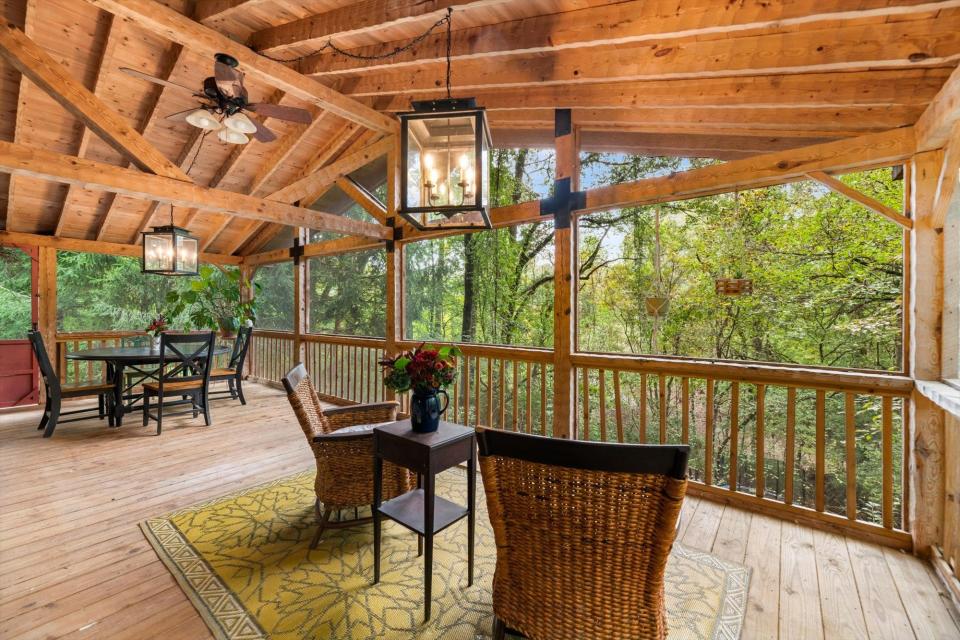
left=67, top=346, right=230, bottom=426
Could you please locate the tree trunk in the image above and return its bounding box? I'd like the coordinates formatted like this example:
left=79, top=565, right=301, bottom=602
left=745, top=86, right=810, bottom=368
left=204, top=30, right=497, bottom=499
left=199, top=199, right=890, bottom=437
left=461, top=234, right=477, bottom=342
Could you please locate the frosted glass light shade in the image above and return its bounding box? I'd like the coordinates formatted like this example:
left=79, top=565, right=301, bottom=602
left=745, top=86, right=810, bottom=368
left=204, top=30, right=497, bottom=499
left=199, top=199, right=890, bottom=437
left=218, top=128, right=249, bottom=144
left=223, top=112, right=257, bottom=134
left=185, top=109, right=222, bottom=131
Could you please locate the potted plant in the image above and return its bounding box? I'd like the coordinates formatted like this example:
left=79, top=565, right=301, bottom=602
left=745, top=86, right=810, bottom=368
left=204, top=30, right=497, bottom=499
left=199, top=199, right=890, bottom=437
left=165, top=266, right=259, bottom=337
left=145, top=313, right=168, bottom=351
left=380, top=344, right=461, bottom=433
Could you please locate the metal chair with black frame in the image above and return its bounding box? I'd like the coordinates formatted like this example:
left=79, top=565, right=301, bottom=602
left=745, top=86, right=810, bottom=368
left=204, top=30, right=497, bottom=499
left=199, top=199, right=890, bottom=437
left=141, top=332, right=215, bottom=435
left=476, top=428, right=690, bottom=640
left=208, top=326, right=252, bottom=405
left=27, top=330, right=114, bottom=438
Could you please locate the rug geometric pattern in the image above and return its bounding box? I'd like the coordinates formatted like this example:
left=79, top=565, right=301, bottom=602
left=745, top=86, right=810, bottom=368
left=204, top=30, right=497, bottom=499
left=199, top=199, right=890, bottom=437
left=142, top=469, right=750, bottom=640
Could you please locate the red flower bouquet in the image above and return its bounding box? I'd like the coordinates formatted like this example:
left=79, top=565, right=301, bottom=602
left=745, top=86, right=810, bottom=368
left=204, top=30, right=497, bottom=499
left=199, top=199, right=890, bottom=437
left=146, top=314, right=169, bottom=337
left=380, top=344, right=461, bottom=394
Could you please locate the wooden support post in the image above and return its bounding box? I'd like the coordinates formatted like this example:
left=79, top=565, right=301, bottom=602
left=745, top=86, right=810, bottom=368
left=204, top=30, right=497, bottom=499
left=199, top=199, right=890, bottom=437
left=293, top=229, right=309, bottom=366
left=240, top=264, right=257, bottom=378
left=36, top=246, right=56, bottom=390
left=385, top=137, right=403, bottom=403
left=551, top=109, right=581, bottom=439
left=908, top=150, right=946, bottom=555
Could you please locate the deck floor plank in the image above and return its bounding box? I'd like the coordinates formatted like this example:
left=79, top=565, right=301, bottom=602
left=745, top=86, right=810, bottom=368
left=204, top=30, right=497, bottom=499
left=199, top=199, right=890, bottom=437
left=0, top=384, right=955, bottom=639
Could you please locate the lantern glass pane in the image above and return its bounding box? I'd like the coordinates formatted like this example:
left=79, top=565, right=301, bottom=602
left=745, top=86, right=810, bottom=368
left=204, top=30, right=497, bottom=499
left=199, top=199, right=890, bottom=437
left=144, top=233, right=174, bottom=272
left=409, top=114, right=478, bottom=210
left=177, top=234, right=199, bottom=273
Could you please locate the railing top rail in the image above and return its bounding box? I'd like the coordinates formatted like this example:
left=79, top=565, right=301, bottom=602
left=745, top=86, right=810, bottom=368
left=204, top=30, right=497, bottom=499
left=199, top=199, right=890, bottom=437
left=55, top=330, right=145, bottom=340
left=573, top=353, right=913, bottom=396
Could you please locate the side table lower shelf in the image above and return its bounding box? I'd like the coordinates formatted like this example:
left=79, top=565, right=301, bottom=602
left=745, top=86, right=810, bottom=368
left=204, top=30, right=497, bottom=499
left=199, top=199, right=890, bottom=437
left=378, top=489, right=469, bottom=536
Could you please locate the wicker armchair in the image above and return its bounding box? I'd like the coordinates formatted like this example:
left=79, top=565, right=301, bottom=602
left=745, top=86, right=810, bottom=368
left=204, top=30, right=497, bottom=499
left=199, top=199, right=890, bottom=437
left=476, top=428, right=690, bottom=640
left=282, top=364, right=415, bottom=548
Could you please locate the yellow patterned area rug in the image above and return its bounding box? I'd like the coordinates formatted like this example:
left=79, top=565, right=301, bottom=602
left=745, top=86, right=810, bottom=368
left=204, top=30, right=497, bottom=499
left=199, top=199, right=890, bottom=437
left=142, top=469, right=749, bottom=640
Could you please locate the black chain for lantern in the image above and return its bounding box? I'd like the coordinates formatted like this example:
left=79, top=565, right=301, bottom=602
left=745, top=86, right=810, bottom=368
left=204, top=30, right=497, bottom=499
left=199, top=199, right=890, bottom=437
left=261, top=8, right=455, bottom=82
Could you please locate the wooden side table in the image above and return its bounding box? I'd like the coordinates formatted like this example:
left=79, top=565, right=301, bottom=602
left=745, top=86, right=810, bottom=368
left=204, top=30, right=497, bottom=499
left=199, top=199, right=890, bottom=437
left=372, top=419, right=476, bottom=622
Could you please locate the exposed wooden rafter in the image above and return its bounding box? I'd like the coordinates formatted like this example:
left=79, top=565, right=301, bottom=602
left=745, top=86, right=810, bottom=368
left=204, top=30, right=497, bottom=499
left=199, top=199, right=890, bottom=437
left=932, top=122, right=960, bottom=226
left=96, top=43, right=190, bottom=242
left=336, top=176, right=386, bottom=224
left=807, top=171, right=914, bottom=228
left=5, top=0, right=37, bottom=233
left=0, top=24, right=186, bottom=179
left=251, top=0, right=509, bottom=55
left=332, top=16, right=960, bottom=98
left=0, top=141, right=392, bottom=240
left=0, top=230, right=241, bottom=264
left=916, top=62, right=960, bottom=151
left=295, top=0, right=960, bottom=77
left=53, top=13, right=123, bottom=237
left=194, top=0, right=269, bottom=23
left=84, top=0, right=398, bottom=133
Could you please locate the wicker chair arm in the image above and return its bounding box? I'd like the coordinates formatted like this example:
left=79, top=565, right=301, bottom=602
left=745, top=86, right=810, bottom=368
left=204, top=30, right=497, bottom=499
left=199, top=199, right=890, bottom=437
left=312, top=430, right=375, bottom=443
left=323, top=402, right=399, bottom=431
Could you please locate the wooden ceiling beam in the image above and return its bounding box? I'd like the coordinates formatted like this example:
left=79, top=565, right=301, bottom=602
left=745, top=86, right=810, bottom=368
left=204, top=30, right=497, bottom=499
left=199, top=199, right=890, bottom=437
left=226, top=121, right=364, bottom=255
left=96, top=43, right=190, bottom=242
left=266, top=135, right=392, bottom=205
left=336, top=176, right=386, bottom=224
left=335, top=15, right=960, bottom=97
left=194, top=0, right=268, bottom=23
left=0, top=141, right=392, bottom=240
left=250, top=0, right=509, bottom=55
left=486, top=106, right=925, bottom=137
left=199, top=110, right=332, bottom=251
left=0, top=230, right=241, bottom=265
left=5, top=0, right=38, bottom=233
left=807, top=171, right=913, bottom=228
left=582, top=128, right=917, bottom=214
left=372, top=69, right=948, bottom=113
left=0, top=24, right=187, bottom=179
left=54, top=13, right=123, bottom=237
left=244, top=235, right=383, bottom=267
left=916, top=63, right=960, bottom=151
left=84, top=0, right=397, bottom=134
left=932, top=122, right=960, bottom=226
left=299, top=0, right=960, bottom=77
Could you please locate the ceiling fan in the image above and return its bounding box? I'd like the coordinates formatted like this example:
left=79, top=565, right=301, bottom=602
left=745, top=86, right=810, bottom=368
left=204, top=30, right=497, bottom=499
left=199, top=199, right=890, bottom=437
left=120, top=53, right=312, bottom=145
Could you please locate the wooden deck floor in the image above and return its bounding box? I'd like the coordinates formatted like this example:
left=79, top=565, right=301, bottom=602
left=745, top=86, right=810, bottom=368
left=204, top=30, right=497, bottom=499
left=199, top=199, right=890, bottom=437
left=1, top=383, right=957, bottom=640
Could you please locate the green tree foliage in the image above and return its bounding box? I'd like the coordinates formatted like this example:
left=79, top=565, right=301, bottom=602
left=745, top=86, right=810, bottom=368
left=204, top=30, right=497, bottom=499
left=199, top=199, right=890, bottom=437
left=0, top=247, right=32, bottom=338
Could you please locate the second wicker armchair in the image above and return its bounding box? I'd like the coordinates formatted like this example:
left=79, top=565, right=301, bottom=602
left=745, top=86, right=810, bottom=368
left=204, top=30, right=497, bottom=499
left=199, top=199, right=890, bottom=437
left=282, top=364, right=415, bottom=548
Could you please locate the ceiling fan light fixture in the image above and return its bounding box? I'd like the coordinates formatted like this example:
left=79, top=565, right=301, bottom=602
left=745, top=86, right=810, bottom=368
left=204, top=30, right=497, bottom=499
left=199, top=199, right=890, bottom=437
left=218, top=128, right=249, bottom=145
left=185, top=108, right=222, bottom=131
left=223, top=112, right=257, bottom=134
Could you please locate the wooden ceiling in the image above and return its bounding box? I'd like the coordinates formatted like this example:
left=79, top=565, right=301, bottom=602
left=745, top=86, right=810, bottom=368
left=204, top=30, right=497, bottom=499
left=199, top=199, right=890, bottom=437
left=1, top=0, right=958, bottom=257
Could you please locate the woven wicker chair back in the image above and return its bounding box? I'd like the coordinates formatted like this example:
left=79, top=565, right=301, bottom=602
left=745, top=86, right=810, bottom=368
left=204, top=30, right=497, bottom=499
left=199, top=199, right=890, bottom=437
left=477, top=428, right=689, bottom=640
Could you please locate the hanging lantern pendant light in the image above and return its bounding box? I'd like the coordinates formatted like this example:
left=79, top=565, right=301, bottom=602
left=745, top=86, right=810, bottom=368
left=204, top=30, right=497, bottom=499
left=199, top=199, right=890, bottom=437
left=141, top=204, right=200, bottom=276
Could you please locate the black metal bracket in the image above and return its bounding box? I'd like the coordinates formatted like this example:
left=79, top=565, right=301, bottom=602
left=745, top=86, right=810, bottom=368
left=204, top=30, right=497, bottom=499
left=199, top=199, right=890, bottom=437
left=540, top=176, right=586, bottom=229
left=290, top=238, right=304, bottom=265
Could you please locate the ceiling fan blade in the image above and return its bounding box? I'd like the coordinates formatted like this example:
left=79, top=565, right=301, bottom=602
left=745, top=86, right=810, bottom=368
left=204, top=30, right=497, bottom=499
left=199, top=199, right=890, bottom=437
left=251, top=117, right=277, bottom=143
left=246, top=103, right=313, bottom=124
left=164, top=108, right=196, bottom=122
left=120, top=67, right=196, bottom=94
left=214, top=60, right=243, bottom=98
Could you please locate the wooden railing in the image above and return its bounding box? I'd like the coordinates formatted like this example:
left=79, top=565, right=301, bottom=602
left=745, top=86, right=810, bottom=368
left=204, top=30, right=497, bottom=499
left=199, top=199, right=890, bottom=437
left=572, top=353, right=912, bottom=548
left=247, top=331, right=913, bottom=547
left=55, top=331, right=233, bottom=385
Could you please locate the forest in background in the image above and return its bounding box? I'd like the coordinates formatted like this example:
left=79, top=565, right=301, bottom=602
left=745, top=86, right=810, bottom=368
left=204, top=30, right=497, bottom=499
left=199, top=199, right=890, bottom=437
left=0, top=148, right=907, bottom=526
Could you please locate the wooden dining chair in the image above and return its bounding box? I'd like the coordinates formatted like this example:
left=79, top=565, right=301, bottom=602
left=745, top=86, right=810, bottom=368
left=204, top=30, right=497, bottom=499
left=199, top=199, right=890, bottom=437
left=141, top=332, right=215, bottom=435
left=476, top=428, right=690, bottom=640
left=28, top=330, right=114, bottom=438
left=209, top=326, right=252, bottom=405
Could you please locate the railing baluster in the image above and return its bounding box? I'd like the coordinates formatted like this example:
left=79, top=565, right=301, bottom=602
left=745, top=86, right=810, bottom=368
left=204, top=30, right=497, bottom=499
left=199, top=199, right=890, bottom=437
left=756, top=383, right=766, bottom=499
left=639, top=373, right=647, bottom=444
left=581, top=368, right=590, bottom=440
left=730, top=381, right=740, bottom=492
left=705, top=378, right=714, bottom=486
left=525, top=361, right=532, bottom=434
left=512, top=360, right=519, bottom=432
left=681, top=377, right=689, bottom=444
left=486, top=357, right=493, bottom=428
left=499, top=359, right=506, bottom=430
left=846, top=392, right=857, bottom=521
left=598, top=369, right=607, bottom=442
left=540, top=363, right=547, bottom=436
left=785, top=387, right=796, bottom=506
left=816, top=389, right=826, bottom=513
left=474, top=356, right=481, bottom=427
left=463, top=356, right=471, bottom=426
left=882, top=395, right=894, bottom=529
left=613, top=370, right=623, bottom=443
left=658, top=373, right=667, bottom=444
